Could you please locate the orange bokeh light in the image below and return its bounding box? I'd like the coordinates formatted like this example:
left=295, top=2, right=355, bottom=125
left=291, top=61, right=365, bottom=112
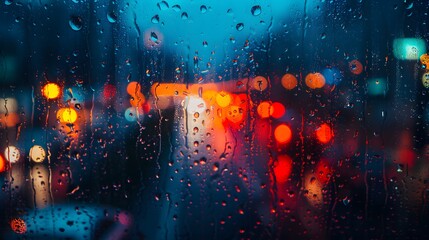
left=316, top=123, right=333, bottom=144
left=305, top=73, right=326, bottom=89
left=0, top=155, right=6, bottom=172
left=257, top=101, right=273, bottom=119
left=281, top=74, right=298, bottom=90
left=270, top=102, right=286, bottom=119
left=130, top=92, right=146, bottom=107
left=216, top=91, right=232, bottom=108
left=127, top=81, right=142, bottom=96
left=273, top=155, right=293, bottom=184
left=274, top=124, right=292, bottom=144
left=10, top=218, right=27, bottom=234
left=349, top=59, right=363, bottom=75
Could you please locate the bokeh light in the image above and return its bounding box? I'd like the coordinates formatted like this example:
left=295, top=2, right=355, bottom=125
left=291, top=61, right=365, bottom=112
left=349, top=60, right=363, bottom=75
left=420, top=53, right=429, bottom=67
left=270, top=102, right=286, bottom=119
left=316, top=123, right=333, bottom=144
left=0, top=154, right=6, bottom=172
left=57, top=108, right=78, bottom=124
left=10, top=218, right=27, bottom=234
left=367, top=78, right=387, bottom=96
left=42, top=83, right=61, bottom=99
left=226, top=105, right=244, bottom=124
left=393, top=38, right=427, bottom=60
left=257, top=101, right=273, bottom=119
left=305, top=73, right=326, bottom=89
left=274, top=124, right=292, bottom=144
left=422, top=72, right=429, bottom=88
left=281, top=74, right=298, bottom=90
left=125, top=107, right=141, bottom=122
left=215, top=91, right=232, bottom=108
left=322, top=67, right=342, bottom=85
left=103, top=84, right=117, bottom=99
left=0, top=98, right=18, bottom=113
left=130, top=92, right=146, bottom=107
left=29, top=145, right=46, bottom=163
left=4, top=146, right=20, bottom=163
left=273, top=155, right=293, bottom=184
left=251, top=76, right=268, bottom=91
left=127, top=81, right=142, bottom=96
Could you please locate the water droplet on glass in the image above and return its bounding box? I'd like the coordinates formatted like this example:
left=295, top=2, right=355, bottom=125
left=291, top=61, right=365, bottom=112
left=5, top=0, right=13, bottom=6
left=321, top=33, right=326, bottom=39
left=202, top=41, right=208, bottom=47
left=157, top=1, right=169, bottom=10
left=151, top=15, right=160, bottom=23
left=181, top=12, right=188, bottom=20
left=69, top=16, right=83, bottom=31
left=236, top=23, right=244, bottom=31
left=200, top=5, right=207, bottom=13
left=150, top=32, right=159, bottom=43
left=406, top=2, right=413, bottom=9
left=342, top=197, right=351, bottom=206
left=172, top=4, right=181, bottom=12
left=107, top=12, right=117, bottom=23
left=251, top=5, right=262, bottom=16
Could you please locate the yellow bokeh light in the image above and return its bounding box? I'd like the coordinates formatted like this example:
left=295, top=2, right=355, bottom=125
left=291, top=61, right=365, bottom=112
left=215, top=92, right=232, bottom=108
left=57, top=108, right=78, bottom=124
left=42, top=83, right=61, bottom=99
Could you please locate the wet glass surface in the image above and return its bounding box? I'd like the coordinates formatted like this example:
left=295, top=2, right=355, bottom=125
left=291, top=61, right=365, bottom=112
left=1, top=0, right=429, bottom=239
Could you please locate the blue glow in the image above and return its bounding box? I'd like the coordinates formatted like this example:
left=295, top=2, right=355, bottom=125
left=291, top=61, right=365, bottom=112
left=322, top=67, right=342, bottom=85
left=393, top=38, right=427, bottom=60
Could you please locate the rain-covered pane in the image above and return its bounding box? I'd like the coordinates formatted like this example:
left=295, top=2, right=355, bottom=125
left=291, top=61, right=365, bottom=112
left=1, top=0, right=429, bottom=239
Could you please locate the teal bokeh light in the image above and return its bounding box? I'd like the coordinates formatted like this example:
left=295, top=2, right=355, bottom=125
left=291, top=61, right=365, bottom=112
left=393, top=38, right=427, bottom=60
left=367, top=78, right=387, bottom=96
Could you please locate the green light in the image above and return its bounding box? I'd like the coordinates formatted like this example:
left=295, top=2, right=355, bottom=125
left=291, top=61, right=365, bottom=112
left=393, top=38, right=427, bottom=60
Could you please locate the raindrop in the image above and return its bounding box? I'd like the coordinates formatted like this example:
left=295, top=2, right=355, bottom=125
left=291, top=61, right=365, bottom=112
left=321, top=33, right=326, bottom=39
left=251, top=5, right=262, bottom=16
left=151, top=15, right=160, bottom=23
left=107, top=12, right=117, bottom=23
left=172, top=4, right=181, bottom=12
left=5, top=0, right=13, bottom=6
left=200, top=5, right=207, bottom=13
left=202, top=41, right=208, bottom=47
left=342, top=197, right=351, bottom=206
left=157, top=1, right=169, bottom=10
left=150, top=32, right=159, bottom=43
left=181, top=12, right=188, bottom=20
left=236, top=23, right=244, bottom=31
left=406, top=2, right=413, bottom=9
left=69, top=16, right=83, bottom=31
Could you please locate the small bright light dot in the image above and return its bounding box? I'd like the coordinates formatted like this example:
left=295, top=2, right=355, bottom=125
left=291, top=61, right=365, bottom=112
left=29, top=145, right=46, bottom=163
left=4, top=146, right=20, bottom=163
left=42, top=83, right=61, bottom=99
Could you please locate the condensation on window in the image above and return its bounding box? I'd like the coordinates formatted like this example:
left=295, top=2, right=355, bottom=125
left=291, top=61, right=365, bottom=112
left=1, top=0, right=429, bottom=239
